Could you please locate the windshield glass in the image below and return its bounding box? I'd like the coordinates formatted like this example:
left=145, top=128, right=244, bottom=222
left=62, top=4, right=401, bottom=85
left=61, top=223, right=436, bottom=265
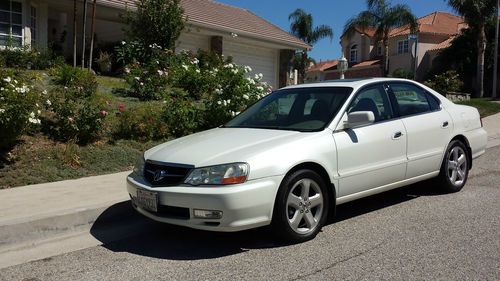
left=225, top=87, right=352, bottom=131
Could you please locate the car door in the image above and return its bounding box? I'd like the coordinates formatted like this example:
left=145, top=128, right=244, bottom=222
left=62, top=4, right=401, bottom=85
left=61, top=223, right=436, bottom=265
left=334, top=83, right=407, bottom=198
left=388, top=82, right=453, bottom=179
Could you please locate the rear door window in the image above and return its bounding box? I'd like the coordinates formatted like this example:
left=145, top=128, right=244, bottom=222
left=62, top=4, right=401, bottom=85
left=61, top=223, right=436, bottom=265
left=390, top=83, right=431, bottom=117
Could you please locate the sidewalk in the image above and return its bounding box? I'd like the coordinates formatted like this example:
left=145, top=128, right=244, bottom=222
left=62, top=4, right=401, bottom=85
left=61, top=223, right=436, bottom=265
left=1, top=113, right=500, bottom=268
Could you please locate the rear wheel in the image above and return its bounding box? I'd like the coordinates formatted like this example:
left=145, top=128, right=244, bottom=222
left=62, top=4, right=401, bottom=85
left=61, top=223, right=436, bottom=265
left=437, top=140, right=469, bottom=193
left=272, top=169, right=329, bottom=243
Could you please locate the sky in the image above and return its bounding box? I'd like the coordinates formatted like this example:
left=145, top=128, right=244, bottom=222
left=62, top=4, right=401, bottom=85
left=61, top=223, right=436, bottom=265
left=216, top=0, right=454, bottom=61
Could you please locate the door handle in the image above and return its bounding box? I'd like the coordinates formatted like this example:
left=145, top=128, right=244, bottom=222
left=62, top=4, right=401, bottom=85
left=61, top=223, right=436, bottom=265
left=392, top=131, right=403, bottom=140
left=442, top=121, right=449, bottom=128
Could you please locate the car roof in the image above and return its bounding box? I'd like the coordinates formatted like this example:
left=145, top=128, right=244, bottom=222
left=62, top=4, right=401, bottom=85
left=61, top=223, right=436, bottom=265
left=281, top=78, right=416, bottom=90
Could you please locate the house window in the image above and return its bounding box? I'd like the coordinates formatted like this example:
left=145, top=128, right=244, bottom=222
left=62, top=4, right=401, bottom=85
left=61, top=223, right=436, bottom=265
left=0, top=0, right=23, bottom=47
left=30, top=5, right=36, bottom=46
left=398, top=40, right=409, bottom=54
left=350, top=44, right=358, bottom=63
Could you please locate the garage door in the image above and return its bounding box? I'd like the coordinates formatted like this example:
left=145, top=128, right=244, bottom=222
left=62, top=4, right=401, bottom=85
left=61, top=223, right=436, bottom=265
left=176, top=33, right=210, bottom=53
left=223, top=40, right=278, bottom=89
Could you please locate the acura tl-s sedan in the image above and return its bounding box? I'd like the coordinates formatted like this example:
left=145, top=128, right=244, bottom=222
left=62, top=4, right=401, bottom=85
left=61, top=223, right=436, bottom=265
left=127, top=78, right=487, bottom=242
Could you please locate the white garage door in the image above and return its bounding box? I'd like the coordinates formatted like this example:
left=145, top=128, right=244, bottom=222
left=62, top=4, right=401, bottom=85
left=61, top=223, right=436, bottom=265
left=223, top=40, right=278, bottom=89
left=176, top=33, right=210, bottom=53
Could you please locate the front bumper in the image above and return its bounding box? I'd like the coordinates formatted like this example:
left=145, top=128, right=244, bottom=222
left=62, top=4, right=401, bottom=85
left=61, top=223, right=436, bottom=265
left=126, top=173, right=283, bottom=232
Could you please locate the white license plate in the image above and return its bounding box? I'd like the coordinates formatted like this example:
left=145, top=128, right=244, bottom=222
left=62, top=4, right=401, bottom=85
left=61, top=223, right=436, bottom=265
left=136, top=189, right=158, bottom=212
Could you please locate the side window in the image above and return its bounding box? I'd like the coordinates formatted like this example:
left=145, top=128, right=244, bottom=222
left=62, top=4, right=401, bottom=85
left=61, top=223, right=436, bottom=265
left=391, top=83, right=431, bottom=117
left=348, top=85, right=393, bottom=122
left=425, top=92, right=441, bottom=111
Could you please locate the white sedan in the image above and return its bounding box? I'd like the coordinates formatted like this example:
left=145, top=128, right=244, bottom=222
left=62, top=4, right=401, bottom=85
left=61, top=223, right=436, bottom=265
left=127, top=78, right=487, bottom=242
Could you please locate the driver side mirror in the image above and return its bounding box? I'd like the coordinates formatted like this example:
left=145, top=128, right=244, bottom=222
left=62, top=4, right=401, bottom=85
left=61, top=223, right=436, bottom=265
left=345, top=111, right=375, bottom=128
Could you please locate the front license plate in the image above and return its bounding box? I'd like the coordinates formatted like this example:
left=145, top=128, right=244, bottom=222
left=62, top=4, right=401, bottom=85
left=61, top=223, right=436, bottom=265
left=136, top=189, right=158, bottom=212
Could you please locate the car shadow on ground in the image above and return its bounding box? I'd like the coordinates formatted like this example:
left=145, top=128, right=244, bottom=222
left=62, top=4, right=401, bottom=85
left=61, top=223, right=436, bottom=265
left=91, top=179, right=445, bottom=260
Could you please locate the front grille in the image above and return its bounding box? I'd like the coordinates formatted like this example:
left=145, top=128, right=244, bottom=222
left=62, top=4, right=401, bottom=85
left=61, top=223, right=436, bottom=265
left=143, top=160, right=194, bottom=187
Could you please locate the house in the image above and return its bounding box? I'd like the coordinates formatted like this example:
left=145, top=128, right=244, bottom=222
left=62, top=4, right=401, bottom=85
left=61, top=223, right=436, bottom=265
left=320, top=12, right=464, bottom=81
left=0, top=0, right=310, bottom=88
left=304, top=60, right=337, bottom=83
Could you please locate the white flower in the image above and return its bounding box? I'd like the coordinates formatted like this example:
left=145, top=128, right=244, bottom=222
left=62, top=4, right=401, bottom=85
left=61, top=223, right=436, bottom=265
left=46, top=99, right=51, bottom=106
left=0, top=109, right=5, bottom=113
left=124, top=68, right=130, bottom=74
left=42, top=90, right=48, bottom=95
left=182, top=64, right=189, bottom=71
left=121, top=41, right=126, bottom=45
left=156, top=60, right=160, bottom=65
left=140, top=82, right=144, bottom=86
left=195, top=69, right=200, bottom=73
left=244, top=66, right=252, bottom=73
left=217, top=101, right=222, bottom=105
left=3, top=77, right=11, bottom=83
left=28, top=117, right=41, bottom=124
left=215, top=88, right=222, bottom=94
left=35, top=103, right=39, bottom=107
left=258, top=73, right=263, bottom=79
left=157, top=70, right=164, bottom=76
left=243, top=94, right=249, bottom=100
left=226, top=99, right=231, bottom=104
left=192, top=58, right=199, bottom=65
left=232, top=69, right=238, bottom=74
left=37, top=110, right=41, bottom=114
left=224, top=63, right=234, bottom=69
left=257, top=86, right=264, bottom=91
left=134, top=76, right=140, bottom=81
left=30, top=112, right=35, bottom=118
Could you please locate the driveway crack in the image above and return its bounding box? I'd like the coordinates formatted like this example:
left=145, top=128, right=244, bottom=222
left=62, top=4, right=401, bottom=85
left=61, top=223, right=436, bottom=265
left=288, top=240, right=387, bottom=281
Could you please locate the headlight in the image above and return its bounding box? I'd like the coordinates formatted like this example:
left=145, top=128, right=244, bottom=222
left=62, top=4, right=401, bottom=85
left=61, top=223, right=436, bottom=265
left=133, top=155, right=145, bottom=176
left=184, top=163, right=249, bottom=186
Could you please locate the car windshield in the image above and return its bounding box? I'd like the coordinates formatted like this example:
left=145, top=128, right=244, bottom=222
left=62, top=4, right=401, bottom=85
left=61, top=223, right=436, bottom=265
left=225, top=87, right=352, bottom=131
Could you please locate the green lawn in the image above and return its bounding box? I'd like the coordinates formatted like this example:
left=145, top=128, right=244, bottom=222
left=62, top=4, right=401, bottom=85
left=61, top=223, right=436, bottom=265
left=457, top=98, right=500, bottom=118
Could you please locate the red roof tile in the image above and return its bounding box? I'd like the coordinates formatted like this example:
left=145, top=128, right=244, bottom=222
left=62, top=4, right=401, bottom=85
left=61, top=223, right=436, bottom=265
left=352, top=59, right=381, bottom=68
left=390, top=12, right=465, bottom=37
left=96, top=0, right=309, bottom=49
left=307, top=60, right=339, bottom=72
left=427, top=36, right=455, bottom=52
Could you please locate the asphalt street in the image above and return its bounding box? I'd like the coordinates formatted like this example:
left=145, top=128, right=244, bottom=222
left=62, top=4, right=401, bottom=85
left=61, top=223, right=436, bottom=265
left=1, top=147, right=499, bottom=281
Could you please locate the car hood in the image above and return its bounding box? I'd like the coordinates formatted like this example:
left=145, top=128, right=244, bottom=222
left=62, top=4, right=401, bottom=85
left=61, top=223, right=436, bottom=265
left=145, top=128, right=302, bottom=167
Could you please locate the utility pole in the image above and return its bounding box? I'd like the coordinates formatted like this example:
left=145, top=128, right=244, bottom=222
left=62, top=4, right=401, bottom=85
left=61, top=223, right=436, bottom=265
left=73, top=0, right=77, bottom=67
left=493, top=0, right=499, bottom=99
left=88, top=0, right=97, bottom=72
left=81, top=0, right=88, bottom=69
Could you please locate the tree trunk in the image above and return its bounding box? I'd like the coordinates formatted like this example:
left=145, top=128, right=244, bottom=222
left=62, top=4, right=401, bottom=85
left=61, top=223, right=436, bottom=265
left=476, top=24, right=486, bottom=98
left=300, top=51, right=307, bottom=84
left=383, top=39, right=389, bottom=77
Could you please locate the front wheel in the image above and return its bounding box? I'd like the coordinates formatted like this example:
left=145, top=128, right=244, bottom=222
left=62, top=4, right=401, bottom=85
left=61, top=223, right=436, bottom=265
left=272, top=169, right=329, bottom=243
left=437, top=140, right=469, bottom=193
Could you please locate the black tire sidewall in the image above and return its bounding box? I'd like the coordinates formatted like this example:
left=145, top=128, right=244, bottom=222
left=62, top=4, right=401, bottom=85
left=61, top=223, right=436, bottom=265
left=272, top=169, right=330, bottom=243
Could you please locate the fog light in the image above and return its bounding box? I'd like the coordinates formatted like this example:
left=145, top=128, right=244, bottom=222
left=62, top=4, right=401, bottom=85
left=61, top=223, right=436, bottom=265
left=193, top=209, right=223, bottom=219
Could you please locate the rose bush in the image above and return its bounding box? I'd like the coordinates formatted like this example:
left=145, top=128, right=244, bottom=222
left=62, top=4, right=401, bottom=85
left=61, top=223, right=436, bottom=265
left=0, top=69, right=42, bottom=149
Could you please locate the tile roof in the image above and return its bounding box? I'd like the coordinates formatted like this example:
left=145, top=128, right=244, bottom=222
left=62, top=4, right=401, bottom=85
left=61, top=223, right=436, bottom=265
left=307, top=60, right=339, bottom=72
left=96, top=0, right=309, bottom=49
left=390, top=12, right=465, bottom=37
left=352, top=59, right=381, bottom=68
left=427, top=36, right=455, bottom=52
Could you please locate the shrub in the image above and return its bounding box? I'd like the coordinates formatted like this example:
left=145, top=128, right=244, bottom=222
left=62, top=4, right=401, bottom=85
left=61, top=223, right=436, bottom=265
left=162, top=89, right=201, bottom=137
left=113, top=101, right=169, bottom=141
left=0, top=69, right=42, bottom=149
left=42, top=87, right=109, bottom=144
left=391, top=68, right=414, bottom=79
left=0, top=47, right=64, bottom=70
left=424, top=70, right=464, bottom=95
left=51, top=65, right=98, bottom=98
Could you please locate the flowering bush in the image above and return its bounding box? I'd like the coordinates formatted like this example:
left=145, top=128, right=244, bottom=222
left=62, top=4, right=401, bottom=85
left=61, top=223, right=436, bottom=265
left=119, top=44, right=272, bottom=134
left=42, top=66, right=109, bottom=144
left=0, top=69, right=42, bottom=149
left=113, top=101, right=169, bottom=141
left=424, top=70, right=464, bottom=95
left=162, top=88, right=202, bottom=137
left=0, top=47, right=64, bottom=70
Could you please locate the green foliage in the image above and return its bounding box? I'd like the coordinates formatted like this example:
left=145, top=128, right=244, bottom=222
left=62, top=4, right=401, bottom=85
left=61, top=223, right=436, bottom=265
left=113, top=101, right=169, bottom=141
left=0, top=69, right=42, bottom=149
left=95, top=51, right=113, bottom=74
left=162, top=90, right=201, bottom=138
left=0, top=47, right=64, bottom=70
left=424, top=70, right=464, bottom=95
left=457, top=98, right=500, bottom=118
left=391, top=68, right=414, bottom=79
left=51, top=65, right=98, bottom=98
left=125, top=0, right=185, bottom=52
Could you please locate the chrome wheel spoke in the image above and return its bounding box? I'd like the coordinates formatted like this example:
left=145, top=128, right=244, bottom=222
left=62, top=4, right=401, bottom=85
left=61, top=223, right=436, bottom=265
left=448, top=161, right=457, bottom=170
left=457, top=169, right=466, bottom=181
left=304, top=212, right=316, bottom=228
left=287, top=194, right=301, bottom=209
left=450, top=169, right=458, bottom=182
left=458, top=154, right=466, bottom=166
left=452, top=148, right=459, bottom=161
left=309, top=194, right=322, bottom=208
left=300, top=179, right=311, bottom=199
left=289, top=211, right=304, bottom=230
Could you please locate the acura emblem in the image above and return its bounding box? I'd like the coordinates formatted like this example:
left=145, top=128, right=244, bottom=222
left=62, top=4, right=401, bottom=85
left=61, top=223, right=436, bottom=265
left=153, top=170, right=168, bottom=181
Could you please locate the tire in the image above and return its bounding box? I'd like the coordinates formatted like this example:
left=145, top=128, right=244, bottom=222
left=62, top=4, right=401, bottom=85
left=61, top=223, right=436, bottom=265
left=437, top=140, right=469, bottom=193
left=271, top=169, right=330, bottom=243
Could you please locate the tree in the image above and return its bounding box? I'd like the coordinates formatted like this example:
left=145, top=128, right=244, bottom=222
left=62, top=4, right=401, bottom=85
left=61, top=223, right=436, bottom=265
left=343, top=0, right=417, bottom=76
left=125, top=0, right=185, bottom=51
left=289, top=9, right=333, bottom=83
left=447, top=0, right=497, bottom=98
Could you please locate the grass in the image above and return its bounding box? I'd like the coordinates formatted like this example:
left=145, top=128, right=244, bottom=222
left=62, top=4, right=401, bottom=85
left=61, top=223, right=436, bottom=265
left=0, top=135, right=161, bottom=189
left=457, top=98, right=500, bottom=118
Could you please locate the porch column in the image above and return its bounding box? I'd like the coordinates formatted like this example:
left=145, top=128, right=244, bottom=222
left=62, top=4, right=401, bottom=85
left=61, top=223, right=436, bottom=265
left=210, top=36, right=223, bottom=55
left=279, top=49, right=294, bottom=88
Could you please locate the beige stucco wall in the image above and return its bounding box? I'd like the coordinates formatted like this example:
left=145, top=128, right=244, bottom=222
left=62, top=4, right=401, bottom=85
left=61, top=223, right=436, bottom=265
left=341, top=32, right=373, bottom=64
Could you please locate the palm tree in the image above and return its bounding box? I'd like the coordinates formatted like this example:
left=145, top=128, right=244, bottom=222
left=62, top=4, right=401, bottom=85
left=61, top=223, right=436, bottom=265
left=289, top=9, right=333, bottom=83
left=343, top=0, right=417, bottom=76
left=448, top=0, right=497, bottom=98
